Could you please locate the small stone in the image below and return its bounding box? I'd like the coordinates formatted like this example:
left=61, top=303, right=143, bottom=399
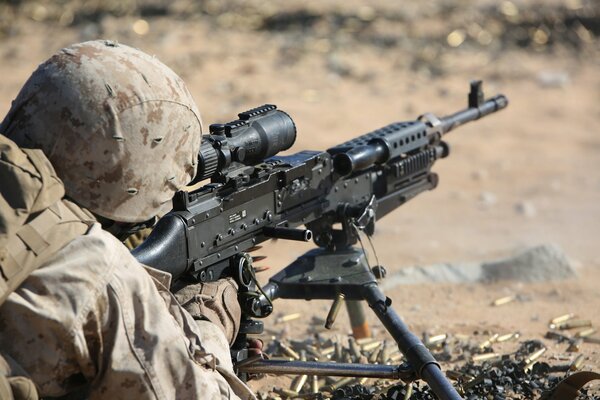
left=471, top=170, right=489, bottom=181
left=537, top=71, right=570, bottom=88
left=480, top=191, right=497, bottom=206
left=514, top=201, right=536, bottom=217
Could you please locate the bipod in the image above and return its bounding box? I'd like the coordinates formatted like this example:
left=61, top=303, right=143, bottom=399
left=237, top=247, right=463, bottom=400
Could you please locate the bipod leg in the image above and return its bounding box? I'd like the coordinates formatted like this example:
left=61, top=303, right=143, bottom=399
left=361, top=283, right=463, bottom=400
left=346, top=300, right=371, bottom=339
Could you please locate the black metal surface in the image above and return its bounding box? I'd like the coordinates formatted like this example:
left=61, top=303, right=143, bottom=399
left=131, top=214, right=188, bottom=277
left=265, top=247, right=377, bottom=301
left=236, top=359, right=413, bottom=380
left=130, top=83, right=508, bottom=399
left=263, top=226, right=312, bottom=242
left=440, top=94, right=508, bottom=133
left=193, top=105, right=297, bottom=182
left=134, top=83, right=508, bottom=284
left=361, top=284, right=463, bottom=400
left=258, top=248, right=463, bottom=400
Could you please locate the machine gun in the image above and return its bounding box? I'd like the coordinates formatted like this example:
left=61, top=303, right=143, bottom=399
left=133, top=81, right=508, bottom=400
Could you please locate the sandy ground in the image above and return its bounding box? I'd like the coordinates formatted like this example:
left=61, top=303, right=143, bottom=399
left=1, top=1, right=599, bottom=395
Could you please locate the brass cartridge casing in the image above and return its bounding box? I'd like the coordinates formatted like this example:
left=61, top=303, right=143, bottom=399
left=403, top=384, right=413, bottom=400
left=279, top=342, right=300, bottom=360
left=570, top=354, right=585, bottom=371
left=479, top=333, right=500, bottom=349
left=471, top=353, right=501, bottom=362
left=556, top=319, right=592, bottom=330
left=276, top=313, right=302, bottom=324
left=325, top=293, right=345, bottom=329
left=497, top=332, right=520, bottom=342
left=575, top=328, right=596, bottom=338
left=550, top=313, right=575, bottom=325
left=491, top=295, right=515, bottom=306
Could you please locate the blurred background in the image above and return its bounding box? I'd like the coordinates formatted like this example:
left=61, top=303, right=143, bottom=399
left=1, top=0, right=598, bottom=266
left=1, top=0, right=599, bottom=388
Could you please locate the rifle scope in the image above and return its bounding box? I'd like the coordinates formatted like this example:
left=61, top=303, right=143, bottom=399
left=190, top=105, right=296, bottom=183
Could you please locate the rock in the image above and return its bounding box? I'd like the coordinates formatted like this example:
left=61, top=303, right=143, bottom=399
left=537, top=70, right=570, bottom=88
left=471, top=169, right=489, bottom=181
left=479, top=191, right=497, bottom=206
left=481, top=244, right=576, bottom=283
left=515, top=201, right=537, bottom=217
left=381, top=244, right=576, bottom=288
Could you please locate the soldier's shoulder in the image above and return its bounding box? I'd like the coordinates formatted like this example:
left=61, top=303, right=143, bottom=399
left=50, top=223, right=136, bottom=272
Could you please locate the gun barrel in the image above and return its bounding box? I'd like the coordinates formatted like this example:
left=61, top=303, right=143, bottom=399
left=440, top=94, right=508, bottom=134
left=263, top=226, right=312, bottom=242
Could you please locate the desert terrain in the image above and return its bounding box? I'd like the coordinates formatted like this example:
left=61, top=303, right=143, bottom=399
left=1, top=0, right=599, bottom=397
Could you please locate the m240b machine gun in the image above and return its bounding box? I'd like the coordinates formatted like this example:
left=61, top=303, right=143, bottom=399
left=133, top=81, right=508, bottom=400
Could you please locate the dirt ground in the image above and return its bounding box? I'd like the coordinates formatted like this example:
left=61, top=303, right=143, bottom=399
left=1, top=0, right=599, bottom=396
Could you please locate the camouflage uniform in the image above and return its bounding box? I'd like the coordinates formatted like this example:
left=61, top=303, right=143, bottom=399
left=0, top=41, right=254, bottom=399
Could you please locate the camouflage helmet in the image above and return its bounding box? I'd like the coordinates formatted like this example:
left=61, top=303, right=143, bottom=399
left=0, top=40, right=202, bottom=223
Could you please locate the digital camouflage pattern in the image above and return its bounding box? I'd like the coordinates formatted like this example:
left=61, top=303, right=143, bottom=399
left=0, top=40, right=202, bottom=223
left=174, top=278, right=242, bottom=346
left=0, top=41, right=256, bottom=399
left=0, top=134, right=254, bottom=399
left=0, top=223, right=254, bottom=400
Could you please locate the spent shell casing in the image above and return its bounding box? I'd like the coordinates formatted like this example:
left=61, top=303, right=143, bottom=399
left=524, top=360, right=538, bottom=372
left=348, top=337, right=362, bottom=359
left=491, top=295, right=515, bottom=306
left=403, top=384, right=413, bottom=400
left=327, top=376, right=354, bottom=391
left=566, top=338, right=583, bottom=352
left=320, top=345, right=335, bottom=356
left=304, top=345, right=322, bottom=360
left=379, top=341, right=391, bottom=364
left=570, top=354, right=585, bottom=371
left=356, top=337, right=377, bottom=346
left=369, top=347, right=382, bottom=363
left=446, top=370, right=465, bottom=381
left=273, top=388, right=299, bottom=398
left=388, top=351, right=403, bottom=362
left=479, top=333, right=500, bottom=349
left=523, top=347, right=546, bottom=365
left=325, top=293, right=345, bottom=329
left=583, top=336, right=600, bottom=344
left=361, top=340, right=382, bottom=352
left=556, top=319, right=592, bottom=330
left=497, top=332, right=520, bottom=343
left=334, top=342, right=342, bottom=362
left=291, top=374, right=308, bottom=393
left=463, top=375, right=484, bottom=390
left=426, top=333, right=448, bottom=348
left=550, top=312, right=575, bottom=325
left=471, top=353, right=501, bottom=363
left=279, top=342, right=300, bottom=360
left=545, top=331, right=571, bottom=341
left=575, top=328, right=596, bottom=338
left=311, top=375, right=319, bottom=394
left=343, top=352, right=353, bottom=364
left=276, top=313, right=302, bottom=324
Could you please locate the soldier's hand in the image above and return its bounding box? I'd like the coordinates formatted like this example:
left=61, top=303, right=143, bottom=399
left=174, top=278, right=241, bottom=345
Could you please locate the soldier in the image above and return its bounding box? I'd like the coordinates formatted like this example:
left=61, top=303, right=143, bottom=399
left=0, top=40, right=255, bottom=399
